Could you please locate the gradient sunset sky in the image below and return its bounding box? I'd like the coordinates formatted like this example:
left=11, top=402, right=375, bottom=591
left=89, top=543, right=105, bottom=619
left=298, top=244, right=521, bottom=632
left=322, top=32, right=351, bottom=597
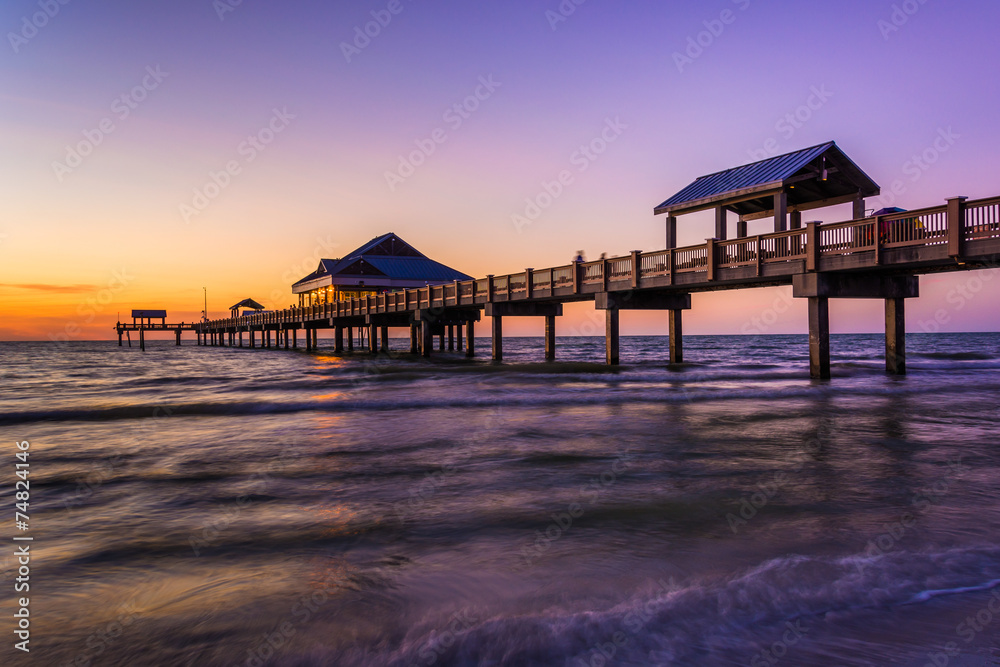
left=3, top=0, right=999, bottom=341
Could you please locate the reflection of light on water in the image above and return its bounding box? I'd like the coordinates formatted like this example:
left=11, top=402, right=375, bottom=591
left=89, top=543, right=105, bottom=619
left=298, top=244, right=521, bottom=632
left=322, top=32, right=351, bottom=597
left=297, top=504, right=361, bottom=539
left=310, top=392, right=346, bottom=401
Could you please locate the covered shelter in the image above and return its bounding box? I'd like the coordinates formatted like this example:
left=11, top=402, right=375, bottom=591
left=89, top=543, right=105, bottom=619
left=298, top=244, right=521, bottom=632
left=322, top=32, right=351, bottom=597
left=653, top=141, right=880, bottom=247
left=229, top=298, right=266, bottom=318
left=292, top=232, right=473, bottom=306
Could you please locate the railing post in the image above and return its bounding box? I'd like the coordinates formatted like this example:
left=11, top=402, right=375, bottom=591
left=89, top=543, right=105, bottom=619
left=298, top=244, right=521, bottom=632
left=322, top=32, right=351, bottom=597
left=706, top=238, right=717, bottom=281
left=602, top=259, right=609, bottom=291
left=573, top=263, right=581, bottom=294
left=668, top=249, right=674, bottom=286
left=487, top=275, right=495, bottom=302
left=630, top=250, right=640, bottom=288
left=806, top=222, right=820, bottom=272
left=873, top=215, right=882, bottom=265
left=947, top=196, right=968, bottom=258
left=756, top=235, right=763, bottom=277
left=525, top=269, right=533, bottom=299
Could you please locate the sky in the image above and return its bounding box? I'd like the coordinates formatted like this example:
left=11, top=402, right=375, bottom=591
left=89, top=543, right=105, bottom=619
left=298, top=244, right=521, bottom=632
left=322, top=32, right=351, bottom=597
left=2, top=0, right=999, bottom=341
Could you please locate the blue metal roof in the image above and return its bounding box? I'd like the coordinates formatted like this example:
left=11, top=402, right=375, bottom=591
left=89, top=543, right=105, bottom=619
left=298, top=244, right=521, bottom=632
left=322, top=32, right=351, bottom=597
left=654, top=141, right=879, bottom=216
left=362, top=256, right=472, bottom=282
left=292, top=233, right=471, bottom=287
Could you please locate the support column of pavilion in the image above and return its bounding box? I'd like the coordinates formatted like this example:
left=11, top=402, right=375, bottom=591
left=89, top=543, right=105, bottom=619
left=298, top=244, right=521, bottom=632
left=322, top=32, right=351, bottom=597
left=793, top=273, right=919, bottom=379
left=484, top=302, right=562, bottom=362
left=412, top=308, right=481, bottom=358
left=596, top=291, right=692, bottom=366
left=362, top=314, right=411, bottom=355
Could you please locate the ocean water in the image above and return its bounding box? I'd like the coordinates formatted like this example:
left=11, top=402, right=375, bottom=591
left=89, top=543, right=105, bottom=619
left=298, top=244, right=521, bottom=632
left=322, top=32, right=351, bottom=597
left=2, top=334, right=1000, bottom=667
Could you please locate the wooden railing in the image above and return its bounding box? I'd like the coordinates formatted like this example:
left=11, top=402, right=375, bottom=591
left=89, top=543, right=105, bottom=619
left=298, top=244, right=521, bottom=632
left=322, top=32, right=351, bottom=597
left=201, top=195, right=999, bottom=331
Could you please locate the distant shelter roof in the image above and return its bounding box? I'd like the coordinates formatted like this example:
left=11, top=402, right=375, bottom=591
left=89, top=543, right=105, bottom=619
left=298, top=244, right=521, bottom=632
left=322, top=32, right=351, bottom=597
left=229, top=298, right=266, bottom=311
left=654, top=141, right=880, bottom=220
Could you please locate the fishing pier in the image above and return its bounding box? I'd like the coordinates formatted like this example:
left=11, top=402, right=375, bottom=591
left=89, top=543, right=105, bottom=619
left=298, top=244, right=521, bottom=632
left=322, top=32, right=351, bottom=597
left=128, top=143, right=1000, bottom=378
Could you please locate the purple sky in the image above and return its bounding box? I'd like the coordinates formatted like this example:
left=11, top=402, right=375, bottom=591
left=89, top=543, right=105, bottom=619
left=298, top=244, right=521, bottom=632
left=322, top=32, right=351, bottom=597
left=3, top=0, right=999, bottom=339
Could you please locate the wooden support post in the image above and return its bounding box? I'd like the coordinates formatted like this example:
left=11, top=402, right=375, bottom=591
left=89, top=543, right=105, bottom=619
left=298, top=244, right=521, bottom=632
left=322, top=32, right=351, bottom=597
left=737, top=220, right=748, bottom=238
left=369, top=322, right=377, bottom=354
left=457, top=323, right=464, bottom=351
left=239, top=331, right=243, bottom=347
left=806, top=222, right=820, bottom=272
left=284, top=329, right=289, bottom=349
left=466, top=320, right=475, bottom=358
left=774, top=191, right=787, bottom=232
left=706, top=238, right=717, bottom=282
left=266, top=330, right=271, bottom=349
left=605, top=308, right=619, bottom=365
left=715, top=206, right=728, bottom=240
left=421, top=319, right=432, bottom=358
left=140, top=326, right=145, bottom=352
left=347, top=327, right=354, bottom=351
left=853, top=197, right=866, bottom=220
left=312, top=328, right=318, bottom=349
left=630, top=250, right=640, bottom=288
left=292, top=328, right=297, bottom=348
left=448, top=325, right=455, bottom=351
left=808, top=297, right=830, bottom=380
left=666, top=215, right=677, bottom=249
left=947, top=196, right=968, bottom=258
left=250, top=330, right=255, bottom=348
left=335, top=325, right=344, bottom=352
left=410, top=324, right=418, bottom=354
left=118, top=331, right=123, bottom=346
left=886, top=298, right=906, bottom=375
left=492, top=315, right=503, bottom=361
left=789, top=211, right=802, bottom=229
left=380, top=325, right=389, bottom=353
left=669, top=309, right=683, bottom=364
left=176, top=330, right=181, bottom=346
left=544, top=314, right=556, bottom=361
left=304, top=328, right=311, bottom=351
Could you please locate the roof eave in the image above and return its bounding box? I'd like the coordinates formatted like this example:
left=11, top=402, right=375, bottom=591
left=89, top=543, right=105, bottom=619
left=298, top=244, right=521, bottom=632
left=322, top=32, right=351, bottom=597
left=655, top=182, right=784, bottom=217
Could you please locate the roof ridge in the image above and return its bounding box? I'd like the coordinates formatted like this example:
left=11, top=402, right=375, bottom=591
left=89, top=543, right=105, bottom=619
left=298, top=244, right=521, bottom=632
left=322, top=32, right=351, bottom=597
left=695, top=141, right=836, bottom=181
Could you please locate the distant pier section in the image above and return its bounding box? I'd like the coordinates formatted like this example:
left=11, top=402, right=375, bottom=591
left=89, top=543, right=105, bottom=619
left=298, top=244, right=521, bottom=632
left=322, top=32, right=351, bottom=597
left=115, top=310, right=197, bottom=350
